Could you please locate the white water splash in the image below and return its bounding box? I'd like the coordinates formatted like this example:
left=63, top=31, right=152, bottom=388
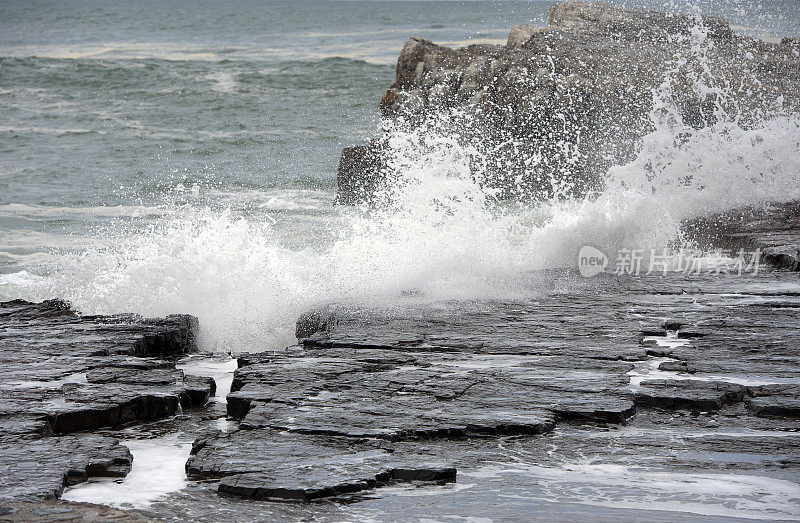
left=19, top=17, right=800, bottom=353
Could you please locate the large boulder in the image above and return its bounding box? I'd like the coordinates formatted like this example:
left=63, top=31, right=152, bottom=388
left=338, top=0, right=800, bottom=203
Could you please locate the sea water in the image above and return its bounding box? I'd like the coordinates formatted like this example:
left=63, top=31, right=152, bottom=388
left=1, top=0, right=799, bottom=353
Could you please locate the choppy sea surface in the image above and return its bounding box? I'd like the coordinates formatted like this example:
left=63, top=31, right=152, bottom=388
left=1, top=0, right=799, bottom=349
left=4, top=1, right=800, bottom=521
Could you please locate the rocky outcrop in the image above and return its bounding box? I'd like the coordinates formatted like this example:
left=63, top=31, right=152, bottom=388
left=0, top=300, right=215, bottom=503
left=338, top=0, right=800, bottom=204
left=0, top=436, right=132, bottom=503
left=634, top=379, right=746, bottom=411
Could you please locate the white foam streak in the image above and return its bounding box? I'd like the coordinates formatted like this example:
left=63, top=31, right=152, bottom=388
left=466, top=463, right=800, bottom=520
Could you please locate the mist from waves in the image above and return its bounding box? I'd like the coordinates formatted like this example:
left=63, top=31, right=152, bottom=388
left=20, top=16, right=800, bottom=353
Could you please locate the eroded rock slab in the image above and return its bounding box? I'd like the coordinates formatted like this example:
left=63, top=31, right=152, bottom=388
left=170, top=272, right=800, bottom=511
left=227, top=350, right=633, bottom=440
left=0, top=300, right=215, bottom=503
left=635, top=380, right=745, bottom=411
left=0, top=436, right=132, bottom=503
left=186, top=428, right=455, bottom=501
left=0, top=300, right=211, bottom=437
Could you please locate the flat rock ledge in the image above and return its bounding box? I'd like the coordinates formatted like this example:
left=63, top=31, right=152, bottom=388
left=0, top=299, right=213, bottom=503
left=0, top=500, right=148, bottom=522
left=187, top=428, right=455, bottom=501
left=209, top=271, right=800, bottom=503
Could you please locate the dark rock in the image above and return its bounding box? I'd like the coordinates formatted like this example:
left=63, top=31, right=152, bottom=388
left=385, top=467, right=456, bottom=482
left=226, top=347, right=633, bottom=439
left=661, top=320, right=684, bottom=331
left=0, top=416, right=53, bottom=440
left=0, top=299, right=198, bottom=360
left=635, top=380, right=746, bottom=411
left=676, top=328, right=710, bottom=339
left=747, top=383, right=800, bottom=397
left=85, top=368, right=183, bottom=385
left=658, top=361, right=698, bottom=374
left=749, top=397, right=800, bottom=418
left=338, top=0, right=800, bottom=203
left=0, top=500, right=148, bottom=522
left=183, top=375, right=217, bottom=408
left=171, top=271, right=800, bottom=511
left=0, top=436, right=131, bottom=502
left=551, top=400, right=636, bottom=423
left=218, top=465, right=457, bottom=502
left=0, top=300, right=214, bottom=503
left=187, top=428, right=455, bottom=501
left=53, top=385, right=182, bottom=434
left=746, top=384, right=800, bottom=418
left=0, top=300, right=210, bottom=437
left=240, top=401, right=557, bottom=440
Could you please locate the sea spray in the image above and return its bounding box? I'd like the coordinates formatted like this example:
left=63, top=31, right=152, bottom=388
left=26, top=16, right=800, bottom=353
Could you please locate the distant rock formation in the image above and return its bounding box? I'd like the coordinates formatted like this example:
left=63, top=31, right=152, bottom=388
left=338, top=0, right=800, bottom=204
left=684, top=200, right=800, bottom=270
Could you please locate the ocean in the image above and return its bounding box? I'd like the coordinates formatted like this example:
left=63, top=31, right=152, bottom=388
left=5, top=1, right=800, bottom=519
left=2, top=0, right=800, bottom=352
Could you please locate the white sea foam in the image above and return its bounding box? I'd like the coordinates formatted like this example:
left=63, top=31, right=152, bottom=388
left=61, top=434, right=192, bottom=508
left=0, top=42, right=224, bottom=61
left=205, top=71, right=238, bottom=94
left=464, top=463, right=800, bottom=520
left=0, top=203, right=171, bottom=219
left=15, top=18, right=800, bottom=353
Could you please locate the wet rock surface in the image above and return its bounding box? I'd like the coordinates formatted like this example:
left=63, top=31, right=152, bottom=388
left=0, top=500, right=148, bottom=522
left=0, top=436, right=132, bottom=503
left=686, top=199, right=800, bottom=271
left=338, top=0, right=800, bottom=203
left=187, top=428, right=455, bottom=501
left=3, top=271, right=800, bottom=518
left=0, top=300, right=213, bottom=503
left=198, top=270, right=800, bottom=511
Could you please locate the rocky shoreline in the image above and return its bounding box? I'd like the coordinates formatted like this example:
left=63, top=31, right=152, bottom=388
left=2, top=1, right=800, bottom=520
left=187, top=267, right=800, bottom=516
left=2, top=252, right=800, bottom=519
left=0, top=299, right=212, bottom=505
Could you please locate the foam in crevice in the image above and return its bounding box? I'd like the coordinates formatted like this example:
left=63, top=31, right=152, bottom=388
left=61, top=435, right=192, bottom=508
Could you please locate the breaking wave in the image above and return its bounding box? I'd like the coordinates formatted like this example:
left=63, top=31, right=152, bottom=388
left=29, top=18, right=800, bottom=352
